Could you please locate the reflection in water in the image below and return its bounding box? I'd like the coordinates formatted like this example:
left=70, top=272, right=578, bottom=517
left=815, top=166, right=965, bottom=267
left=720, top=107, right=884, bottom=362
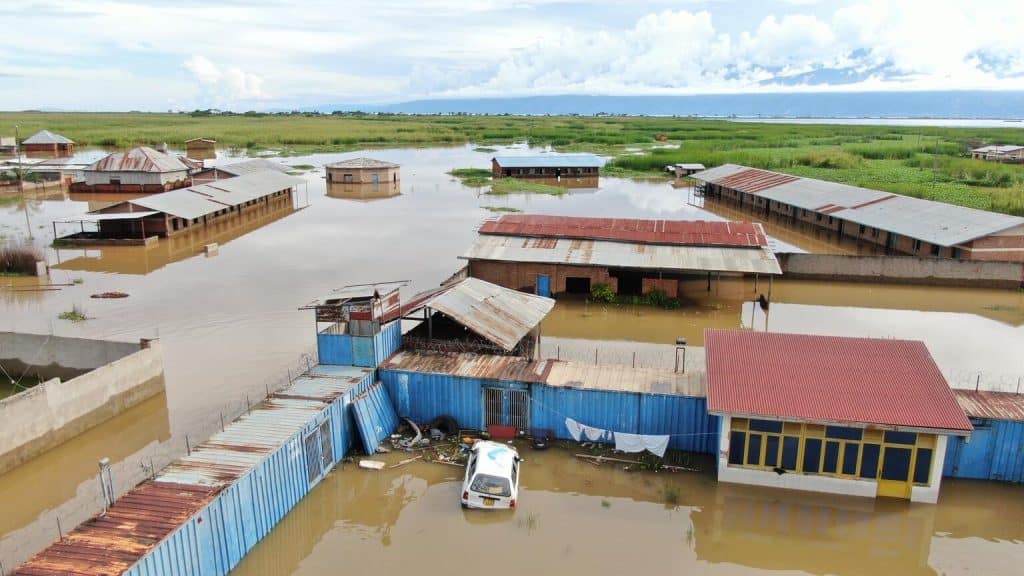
left=326, top=181, right=401, bottom=202
left=0, top=388, right=170, bottom=537
left=233, top=447, right=1024, bottom=576
left=51, top=195, right=299, bottom=275
left=3, top=144, right=1024, bottom=570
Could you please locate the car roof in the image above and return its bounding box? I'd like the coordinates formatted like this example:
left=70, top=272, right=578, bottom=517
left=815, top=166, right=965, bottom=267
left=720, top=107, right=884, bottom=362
left=471, top=441, right=518, bottom=475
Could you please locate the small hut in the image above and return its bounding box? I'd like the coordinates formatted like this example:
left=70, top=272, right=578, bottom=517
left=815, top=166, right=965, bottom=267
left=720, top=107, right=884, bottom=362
left=22, top=130, right=75, bottom=157
left=185, top=138, right=217, bottom=159
left=325, top=158, right=400, bottom=185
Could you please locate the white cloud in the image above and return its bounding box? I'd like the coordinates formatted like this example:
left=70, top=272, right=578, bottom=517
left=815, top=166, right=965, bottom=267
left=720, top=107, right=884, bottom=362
left=0, top=0, right=1023, bottom=110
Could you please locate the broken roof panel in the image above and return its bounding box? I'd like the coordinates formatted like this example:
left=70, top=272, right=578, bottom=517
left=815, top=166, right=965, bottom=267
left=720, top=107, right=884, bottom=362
left=405, top=277, right=555, bottom=351
left=479, top=214, right=768, bottom=248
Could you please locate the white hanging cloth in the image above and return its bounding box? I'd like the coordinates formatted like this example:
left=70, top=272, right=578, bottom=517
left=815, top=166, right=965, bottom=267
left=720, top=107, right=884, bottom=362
left=614, top=432, right=670, bottom=458
left=565, top=417, right=584, bottom=442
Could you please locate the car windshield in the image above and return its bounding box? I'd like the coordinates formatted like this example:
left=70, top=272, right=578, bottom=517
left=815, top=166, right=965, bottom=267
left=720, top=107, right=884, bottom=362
left=470, top=473, right=512, bottom=497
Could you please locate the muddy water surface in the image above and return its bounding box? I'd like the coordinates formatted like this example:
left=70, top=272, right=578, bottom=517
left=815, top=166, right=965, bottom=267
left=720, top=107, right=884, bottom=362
left=232, top=446, right=1024, bottom=576
left=2, top=144, right=1024, bottom=569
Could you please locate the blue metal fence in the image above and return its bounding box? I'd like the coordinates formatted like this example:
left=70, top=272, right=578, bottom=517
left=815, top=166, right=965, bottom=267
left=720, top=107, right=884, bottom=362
left=381, top=369, right=485, bottom=430
left=944, top=418, right=1024, bottom=483
left=352, top=381, right=400, bottom=455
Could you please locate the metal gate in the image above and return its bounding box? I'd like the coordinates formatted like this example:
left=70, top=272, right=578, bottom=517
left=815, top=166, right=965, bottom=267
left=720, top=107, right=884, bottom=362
left=483, top=387, right=530, bottom=432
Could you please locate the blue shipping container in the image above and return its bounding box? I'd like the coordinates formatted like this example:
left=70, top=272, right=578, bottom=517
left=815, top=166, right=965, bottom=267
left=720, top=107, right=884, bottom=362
left=944, top=418, right=1024, bottom=483
left=380, top=369, right=485, bottom=430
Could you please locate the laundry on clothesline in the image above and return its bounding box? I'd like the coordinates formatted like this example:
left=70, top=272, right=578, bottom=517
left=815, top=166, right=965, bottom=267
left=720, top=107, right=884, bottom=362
left=564, top=418, right=670, bottom=457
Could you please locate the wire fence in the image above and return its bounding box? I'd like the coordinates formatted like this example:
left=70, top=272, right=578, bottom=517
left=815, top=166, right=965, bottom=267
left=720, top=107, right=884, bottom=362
left=539, top=338, right=703, bottom=372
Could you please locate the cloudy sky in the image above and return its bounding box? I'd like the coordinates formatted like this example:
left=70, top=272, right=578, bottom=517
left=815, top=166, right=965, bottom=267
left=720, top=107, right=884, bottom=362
left=1, top=0, right=1022, bottom=111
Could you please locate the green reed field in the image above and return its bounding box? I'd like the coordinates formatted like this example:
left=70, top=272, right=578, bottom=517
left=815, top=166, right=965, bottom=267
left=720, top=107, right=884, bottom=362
left=2, top=112, right=1022, bottom=214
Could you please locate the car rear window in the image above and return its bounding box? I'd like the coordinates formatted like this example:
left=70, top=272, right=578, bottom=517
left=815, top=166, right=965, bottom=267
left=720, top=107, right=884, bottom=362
left=470, top=473, right=511, bottom=497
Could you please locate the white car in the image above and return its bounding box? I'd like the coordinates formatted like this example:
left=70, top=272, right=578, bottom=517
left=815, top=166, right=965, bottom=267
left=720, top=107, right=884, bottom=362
left=461, top=441, right=520, bottom=510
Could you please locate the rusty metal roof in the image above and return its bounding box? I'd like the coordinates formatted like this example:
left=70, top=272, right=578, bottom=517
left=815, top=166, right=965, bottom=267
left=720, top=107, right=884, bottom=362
left=382, top=350, right=706, bottom=396
left=954, top=390, right=1024, bottom=422
left=404, top=277, right=555, bottom=351
left=462, top=234, right=783, bottom=275
left=86, top=146, right=191, bottom=173
left=22, top=129, right=74, bottom=145
left=705, top=329, right=973, bottom=434
left=14, top=482, right=219, bottom=576
left=325, top=157, right=399, bottom=169
left=692, top=163, right=1024, bottom=246
left=479, top=214, right=768, bottom=248
left=382, top=350, right=553, bottom=382
left=16, top=365, right=371, bottom=575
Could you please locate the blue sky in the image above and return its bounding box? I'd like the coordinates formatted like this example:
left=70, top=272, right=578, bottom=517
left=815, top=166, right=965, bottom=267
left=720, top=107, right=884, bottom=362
left=1, top=0, right=1022, bottom=111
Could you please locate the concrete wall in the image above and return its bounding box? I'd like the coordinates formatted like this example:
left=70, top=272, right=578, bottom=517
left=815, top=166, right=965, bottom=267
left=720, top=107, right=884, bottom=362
left=326, top=166, right=399, bottom=184
left=0, top=336, right=165, bottom=475
left=777, top=253, right=1024, bottom=288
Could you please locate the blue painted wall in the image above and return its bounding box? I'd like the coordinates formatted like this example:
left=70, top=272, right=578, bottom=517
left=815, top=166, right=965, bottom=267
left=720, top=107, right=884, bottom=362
left=318, top=333, right=353, bottom=365
left=379, top=369, right=718, bottom=455
left=944, top=418, right=1024, bottom=483
left=127, top=369, right=374, bottom=576
left=381, top=369, right=485, bottom=430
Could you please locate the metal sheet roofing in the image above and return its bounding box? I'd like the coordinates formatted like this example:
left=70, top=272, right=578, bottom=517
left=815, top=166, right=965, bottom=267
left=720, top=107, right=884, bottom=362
left=185, top=137, right=216, bottom=143
left=972, top=145, right=1023, bottom=153
left=493, top=154, right=605, bottom=168
left=692, top=163, right=1024, bottom=246
left=705, top=329, right=973, bottom=433
left=87, top=146, right=191, bottom=173
left=103, top=171, right=303, bottom=220
left=405, top=277, right=555, bottom=351
left=16, top=364, right=369, bottom=575
left=954, top=390, right=1024, bottom=423
left=325, top=157, right=399, bottom=169
left=463, top=234, right=783, bottom=275
left=675, top=163, right=706, bottom=170
left=21, top=129, right=74, bottom=145
left=479, top=214, right=768, bottom=248
left=381, top=350, right=706, bottom=397
left=218, top=158, right=290, bottom=176
left=14, top=482, right=219, bottom=576
left=67, top=211, right=160, bottom=222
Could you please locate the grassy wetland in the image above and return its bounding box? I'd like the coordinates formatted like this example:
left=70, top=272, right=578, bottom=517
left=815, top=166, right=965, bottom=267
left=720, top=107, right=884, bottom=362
left=2, top=112, right=1023, bottom=214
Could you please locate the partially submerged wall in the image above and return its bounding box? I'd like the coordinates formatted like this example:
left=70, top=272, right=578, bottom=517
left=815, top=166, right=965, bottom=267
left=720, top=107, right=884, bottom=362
left=777, top=253, right=1024, bottom=289
left=0, top=335, right=165, bottom=475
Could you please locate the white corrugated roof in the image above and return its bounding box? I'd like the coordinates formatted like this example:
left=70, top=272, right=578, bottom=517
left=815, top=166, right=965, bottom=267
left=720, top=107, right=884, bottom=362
left=972, top=145, right=1023, bottom=153
left=67, top=211, right=160, bottom=221
left=692, top=163, right=1024, bottom=246
left=93, top=170, right=303, bottom=220
left=22, top=130, right=74, bottom=145
left=406, top=277, right=555, bottom=351
left=218, top=158, right=290, bottom=176
left=461, top=234, right=782, bottom=275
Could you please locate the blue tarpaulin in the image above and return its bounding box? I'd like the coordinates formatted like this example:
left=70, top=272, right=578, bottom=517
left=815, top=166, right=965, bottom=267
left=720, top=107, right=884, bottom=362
left=352, top=381, right=400, bottom=455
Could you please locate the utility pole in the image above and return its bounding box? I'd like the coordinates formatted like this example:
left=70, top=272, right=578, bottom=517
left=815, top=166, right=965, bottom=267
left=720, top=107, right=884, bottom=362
left=15, top=124, right=33, bottom=240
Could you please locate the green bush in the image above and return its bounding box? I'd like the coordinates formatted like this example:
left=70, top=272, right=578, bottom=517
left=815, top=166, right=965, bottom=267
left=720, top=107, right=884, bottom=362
left=591, top=283, right=616, bottom=303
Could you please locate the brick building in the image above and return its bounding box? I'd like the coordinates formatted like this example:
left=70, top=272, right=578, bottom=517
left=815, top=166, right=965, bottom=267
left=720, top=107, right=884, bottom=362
left=21, top=130, right=74, bottom=157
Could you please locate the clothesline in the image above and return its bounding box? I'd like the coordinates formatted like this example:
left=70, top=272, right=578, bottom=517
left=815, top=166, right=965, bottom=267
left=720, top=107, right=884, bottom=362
left=526, top=393, right=721, bottom=439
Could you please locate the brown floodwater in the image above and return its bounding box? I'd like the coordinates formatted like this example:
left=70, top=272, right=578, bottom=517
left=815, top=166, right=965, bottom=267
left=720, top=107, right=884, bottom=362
left=1, top=144, right=1023, bottom=570
left=231, top=445, right=1024, bottom=576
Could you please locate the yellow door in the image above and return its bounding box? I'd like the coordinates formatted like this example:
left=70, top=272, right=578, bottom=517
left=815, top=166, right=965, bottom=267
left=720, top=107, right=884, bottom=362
left=877, top=446, right=913, bottom=499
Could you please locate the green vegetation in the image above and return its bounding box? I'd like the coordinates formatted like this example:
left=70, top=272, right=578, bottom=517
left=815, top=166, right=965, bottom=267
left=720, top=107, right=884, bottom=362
left=448, top=167, right=492, bottom=187
left=601, top=499, right=611, bottom=508
left=58, top=306, right=88, bottom=322
left=0, top=194, right=23, bottom=207
left=484, top=206, right=523, bottom=213
left=288, top=164, right=316, bottom=170
left=663, top=484, right=680, bottom=506
left=473, top=146, right=497, bottom=153
left=2, top=112, right=1023, bottom=213
left=0, top=245, right=41, bottom=275
left=490, top=178, right=566, bottom=196
left=590, top=284, right=681, bottom=309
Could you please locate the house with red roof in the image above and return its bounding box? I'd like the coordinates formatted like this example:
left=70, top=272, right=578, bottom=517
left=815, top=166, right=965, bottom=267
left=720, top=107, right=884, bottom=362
left=705, top=329, right=972, bottom=503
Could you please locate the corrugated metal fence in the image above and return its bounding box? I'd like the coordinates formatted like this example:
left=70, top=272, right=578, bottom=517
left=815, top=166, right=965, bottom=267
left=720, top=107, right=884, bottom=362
left=944, top=418, right=1024, bottom=483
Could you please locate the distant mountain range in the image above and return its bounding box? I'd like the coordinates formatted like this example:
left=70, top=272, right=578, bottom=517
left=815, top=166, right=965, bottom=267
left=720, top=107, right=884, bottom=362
left=316, top=91, right=1024, bottom=118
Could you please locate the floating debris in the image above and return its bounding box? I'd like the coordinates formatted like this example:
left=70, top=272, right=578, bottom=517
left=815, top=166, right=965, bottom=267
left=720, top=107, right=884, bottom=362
left=91, top=291, right=129, bottom=299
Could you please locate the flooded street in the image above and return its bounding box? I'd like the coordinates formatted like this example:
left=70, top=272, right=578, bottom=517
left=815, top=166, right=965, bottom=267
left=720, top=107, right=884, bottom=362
left=231, top=446, right=1024, bottom=576
left=2, top=144, right=1024, bottom=571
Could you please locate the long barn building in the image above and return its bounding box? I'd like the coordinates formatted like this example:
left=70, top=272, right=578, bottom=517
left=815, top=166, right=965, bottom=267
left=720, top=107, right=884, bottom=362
left=692, top=164, right=1024, bottom=262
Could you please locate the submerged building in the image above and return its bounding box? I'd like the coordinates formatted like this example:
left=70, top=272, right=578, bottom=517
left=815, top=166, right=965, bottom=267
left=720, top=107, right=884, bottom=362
left=185, top=137, right=217, bottom=159
left=191, top=158, right=290, bottom=184
left=692, top=164, right=1024, bottom=262
left=71, top=146, right=195, bottom=193
left=463, top=214, right=781, bottom=297
left=325, top=157, right=400, bottom=185
left=57, top=171, right=303, bottom=243
left=491, top=154, right=604, bottom=179
left=21, top=130, right=74, bottom=157
left=706, top=329, right=972, bottom=503
left=970, top=145, right=1024, bottom=162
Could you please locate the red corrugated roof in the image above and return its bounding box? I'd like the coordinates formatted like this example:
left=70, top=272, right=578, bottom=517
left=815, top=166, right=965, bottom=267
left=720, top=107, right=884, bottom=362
left=714, top=168, right=798, bottom=193
left=479, top=214, right=768, bottom=248
left=705, top=330, right=972, bottom=433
